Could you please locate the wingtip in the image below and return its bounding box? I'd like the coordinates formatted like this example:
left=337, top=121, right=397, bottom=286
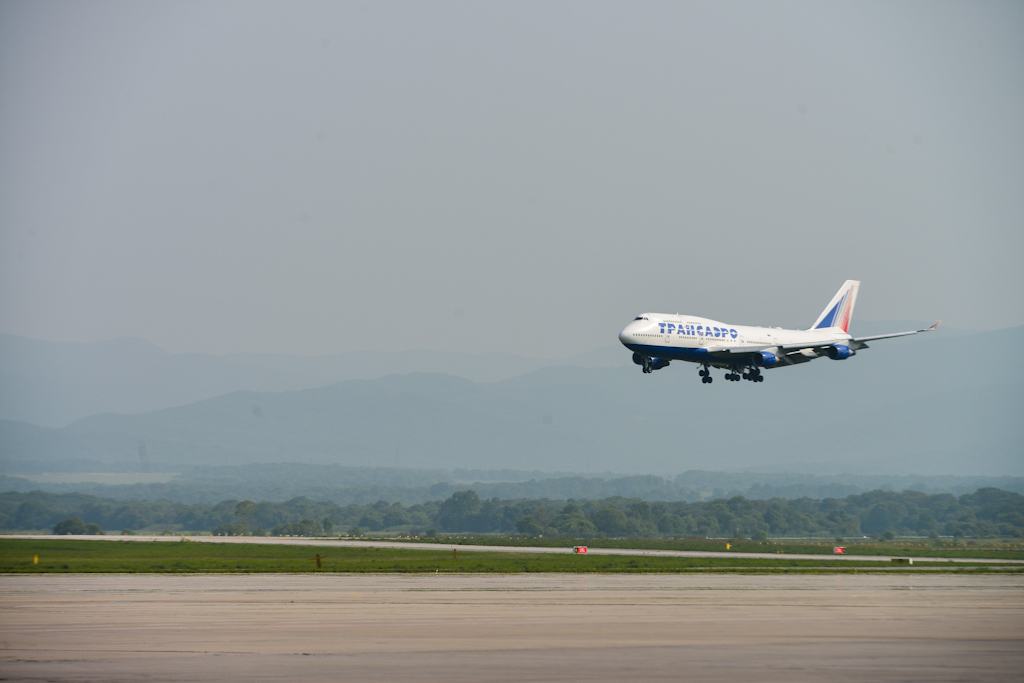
left=928, top=320, right=942, bottom=331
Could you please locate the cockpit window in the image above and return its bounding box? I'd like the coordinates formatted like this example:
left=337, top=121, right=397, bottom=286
left=634, top=316, right=643, bottom=320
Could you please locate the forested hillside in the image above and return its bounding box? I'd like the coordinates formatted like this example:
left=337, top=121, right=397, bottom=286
left=4, top=487, right=1021, bottom=539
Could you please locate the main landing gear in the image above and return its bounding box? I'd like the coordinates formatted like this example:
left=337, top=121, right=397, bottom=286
left=699, top=364, right=765, bottom=384
left=742, top=367, right=764, bottom=383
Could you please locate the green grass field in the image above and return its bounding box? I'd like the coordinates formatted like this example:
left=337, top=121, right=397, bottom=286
left=2, top=539, right=1020, bottom=574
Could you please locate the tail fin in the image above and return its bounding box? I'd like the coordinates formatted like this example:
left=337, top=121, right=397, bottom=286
left=810, top=280, right=860, bottom=333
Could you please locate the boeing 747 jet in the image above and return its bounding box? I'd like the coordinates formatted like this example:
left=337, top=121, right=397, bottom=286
left=618, top=280, right=939, bottom=384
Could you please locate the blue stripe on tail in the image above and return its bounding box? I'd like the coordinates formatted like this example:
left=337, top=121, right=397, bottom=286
left=815, top=301, right=839, bottom=329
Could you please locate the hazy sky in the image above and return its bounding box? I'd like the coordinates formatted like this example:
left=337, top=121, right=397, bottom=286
left=2, top=1, right=1022, bottom=356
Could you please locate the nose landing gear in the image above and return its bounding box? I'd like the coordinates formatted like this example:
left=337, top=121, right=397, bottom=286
left=698, top=364, right=712, bottom=384
left=634, top=353, right=654, bottom=374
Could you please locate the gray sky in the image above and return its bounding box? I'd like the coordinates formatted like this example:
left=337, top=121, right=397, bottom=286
left=2, top=1, right=1022, bottom=357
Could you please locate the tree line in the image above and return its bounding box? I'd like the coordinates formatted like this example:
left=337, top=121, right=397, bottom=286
left=3, top=487, right=1021, bottom=539
left=6, top=468, right=1021, bottom=509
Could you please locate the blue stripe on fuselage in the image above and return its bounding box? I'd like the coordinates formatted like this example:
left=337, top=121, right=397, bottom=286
left=622, top=343, right=711, bottom=363
left=622, top=343, right=771, bottom=367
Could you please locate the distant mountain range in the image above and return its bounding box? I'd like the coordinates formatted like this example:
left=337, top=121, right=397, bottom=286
left=0, top=333, right=625, bottom=428
left=2, top=325, right=1020, bottom=477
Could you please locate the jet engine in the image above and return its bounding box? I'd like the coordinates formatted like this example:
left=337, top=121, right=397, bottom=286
left=827, top=344, right=855, bottom=360
left=752, top=351, right=778, bottom=368
left=632, top=352, right=644, bottom=366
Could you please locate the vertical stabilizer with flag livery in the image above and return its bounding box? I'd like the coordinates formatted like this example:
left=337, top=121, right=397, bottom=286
left=810, top=280, right=860, bottom=333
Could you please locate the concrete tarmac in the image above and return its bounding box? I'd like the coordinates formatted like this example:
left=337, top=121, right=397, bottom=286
left=2, top=573, right=1022, bottom=682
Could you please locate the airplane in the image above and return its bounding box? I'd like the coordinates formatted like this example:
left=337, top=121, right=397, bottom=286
left=618, top=280, right=940, bottom=384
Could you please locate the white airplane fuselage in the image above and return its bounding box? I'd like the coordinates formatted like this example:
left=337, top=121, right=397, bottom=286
left=618, top=315, right=849, bottom=363
left=618, top=280, right=938, bottom=383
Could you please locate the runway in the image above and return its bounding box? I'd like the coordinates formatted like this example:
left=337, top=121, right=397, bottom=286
left=2, top=573, right=1022, bottom=682
left=11, top=533, right=1022, bottom=564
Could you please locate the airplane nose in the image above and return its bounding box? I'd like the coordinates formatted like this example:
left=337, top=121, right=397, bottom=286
left=618, top=326, right=633, bottom=344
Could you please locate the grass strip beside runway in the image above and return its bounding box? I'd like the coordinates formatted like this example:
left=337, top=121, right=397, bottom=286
left=3, top=539, right=1021, bottom=574
left=409, top=536, right=1024, bottom=560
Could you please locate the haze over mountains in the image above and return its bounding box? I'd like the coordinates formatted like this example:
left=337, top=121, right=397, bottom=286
left=0, top=333, right=624, bottom=428
left=0, top=321, right=977, bottom=427
left=2, top=324, right=1020, bottom=478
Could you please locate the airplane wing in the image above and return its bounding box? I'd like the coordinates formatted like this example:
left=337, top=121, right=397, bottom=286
left=850, top=321, right=941, bottom=343
left=707, top=340, right=846, bottom=354
left=704, top=343, right=815, bottom=367
left=705, top=345, right=775, bottom=354
left=706, top=321, right=941, bottom=358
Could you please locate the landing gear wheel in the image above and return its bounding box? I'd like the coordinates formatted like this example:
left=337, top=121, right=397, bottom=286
left=698, top=369, right=707, bottom=377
